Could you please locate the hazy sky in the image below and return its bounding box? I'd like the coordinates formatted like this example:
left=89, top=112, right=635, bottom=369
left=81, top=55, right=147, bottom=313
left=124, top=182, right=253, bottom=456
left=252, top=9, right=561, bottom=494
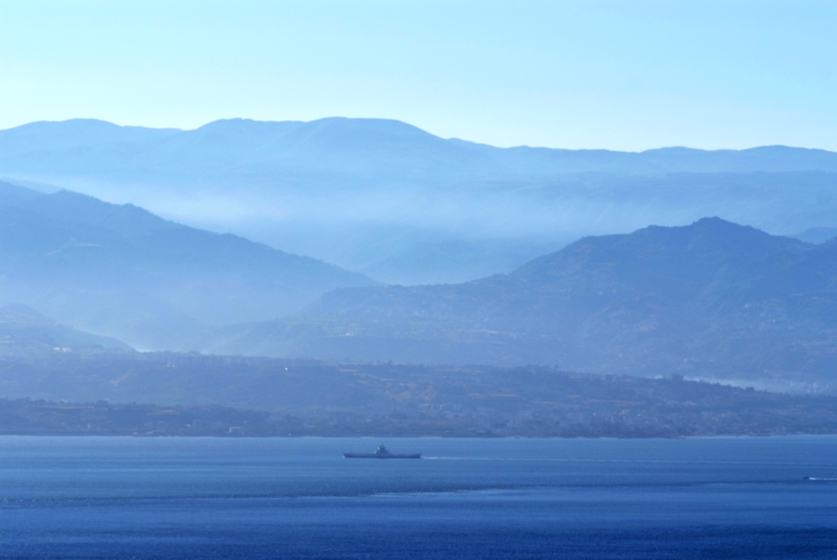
left=1, top=0, right=834, bottom=151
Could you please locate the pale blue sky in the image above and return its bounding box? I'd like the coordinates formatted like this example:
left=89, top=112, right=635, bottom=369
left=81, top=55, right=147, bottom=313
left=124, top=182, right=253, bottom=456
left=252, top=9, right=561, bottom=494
left=1, top=0, right=834, bottom=150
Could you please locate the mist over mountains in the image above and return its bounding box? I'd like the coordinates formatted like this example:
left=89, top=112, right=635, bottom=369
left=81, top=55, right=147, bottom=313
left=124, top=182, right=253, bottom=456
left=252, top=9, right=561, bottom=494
left=0, top=181, right=372, bottom=349
left=2, top=184, right=831, bottom=393
left=205, top=218, right=837, bottom=392
left=3, top=118, right=837, bottom=284
left=3, top=118, right=837, bottom=394
left=0, top=303, right=130, bottom=355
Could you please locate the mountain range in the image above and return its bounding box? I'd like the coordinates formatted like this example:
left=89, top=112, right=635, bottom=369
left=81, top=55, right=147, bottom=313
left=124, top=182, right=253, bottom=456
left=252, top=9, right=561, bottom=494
left=3, top=118, right=837, bottom=179
left=3, top=169, right=837, bottom=391
left=3, top=118, right=837, bottom=284
left=204, top=218, right=837, bottom=391
left=5, top=117, right=837, bottom=392
left=0, top=180, right=372, bottom=349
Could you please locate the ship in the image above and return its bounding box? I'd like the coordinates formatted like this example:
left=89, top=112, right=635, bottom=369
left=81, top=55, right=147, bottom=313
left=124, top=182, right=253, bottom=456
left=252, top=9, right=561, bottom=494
left=343, top=444, right=421, bottom=459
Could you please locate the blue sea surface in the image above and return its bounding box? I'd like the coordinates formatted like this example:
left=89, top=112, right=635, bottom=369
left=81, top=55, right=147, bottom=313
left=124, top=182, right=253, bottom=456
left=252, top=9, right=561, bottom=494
left=0, top=436, right=836, bottom=559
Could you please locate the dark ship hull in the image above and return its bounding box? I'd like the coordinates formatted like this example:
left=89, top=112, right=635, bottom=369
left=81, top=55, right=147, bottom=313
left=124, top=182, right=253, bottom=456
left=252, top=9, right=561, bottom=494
left=343, top=452, right=421, bottom=459
left=343, top=445, right=421, bottom=459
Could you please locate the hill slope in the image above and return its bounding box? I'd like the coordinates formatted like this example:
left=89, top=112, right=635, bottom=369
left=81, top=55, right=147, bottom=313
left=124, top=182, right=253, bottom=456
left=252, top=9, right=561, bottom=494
left=0, top=181, right=374, bottom=349
left=208, top=218, right=837, bottom=388
left=0, top=304, right=131, bottom=355
left=2, top=354, right=837, bottom=436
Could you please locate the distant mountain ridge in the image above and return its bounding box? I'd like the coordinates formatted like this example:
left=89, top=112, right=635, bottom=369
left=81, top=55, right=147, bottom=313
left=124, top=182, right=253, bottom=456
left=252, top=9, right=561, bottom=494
left=205, top=218, right=837, bottom=390
left=3, top=118, right=837, bottom=178
left=3, top=118, right=837, bottom=285
left=792, top=227, right=837, bottom=244
left=0, top=181, right=374, bottom=349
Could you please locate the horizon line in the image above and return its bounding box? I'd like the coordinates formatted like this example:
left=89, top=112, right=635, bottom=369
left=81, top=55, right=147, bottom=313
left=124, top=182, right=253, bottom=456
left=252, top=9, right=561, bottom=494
left=2, top=116, right=834, bottom=155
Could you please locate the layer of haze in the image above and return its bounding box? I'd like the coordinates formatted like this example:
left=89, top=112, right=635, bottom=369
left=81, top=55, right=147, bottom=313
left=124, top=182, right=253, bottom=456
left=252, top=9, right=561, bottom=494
left=1, top=0, right=835, bottom=151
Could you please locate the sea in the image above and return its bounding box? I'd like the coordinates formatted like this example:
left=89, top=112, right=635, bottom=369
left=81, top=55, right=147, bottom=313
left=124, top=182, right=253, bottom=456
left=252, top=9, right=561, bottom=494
left=0, top=436, right=835, bottom=559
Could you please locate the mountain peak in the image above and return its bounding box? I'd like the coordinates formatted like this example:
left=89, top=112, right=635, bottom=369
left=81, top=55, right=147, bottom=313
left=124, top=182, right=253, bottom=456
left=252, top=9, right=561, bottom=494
left=308, top=116, right=436, bottom=135
left=194, top=118, right=303, bottom=133
left=278, top=117, right=448, bottom=153
left=511, top=217, right=807, bottom=288
left=656, top=216, right=764, bottom=239
left=662, top=216, right=796, bottom=248
left=0, top=119, right=180, bottom=152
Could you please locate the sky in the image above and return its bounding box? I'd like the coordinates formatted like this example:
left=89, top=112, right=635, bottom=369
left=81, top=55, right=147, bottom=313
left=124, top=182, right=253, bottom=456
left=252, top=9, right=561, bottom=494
left=0, top=0, right=835, bottom=151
